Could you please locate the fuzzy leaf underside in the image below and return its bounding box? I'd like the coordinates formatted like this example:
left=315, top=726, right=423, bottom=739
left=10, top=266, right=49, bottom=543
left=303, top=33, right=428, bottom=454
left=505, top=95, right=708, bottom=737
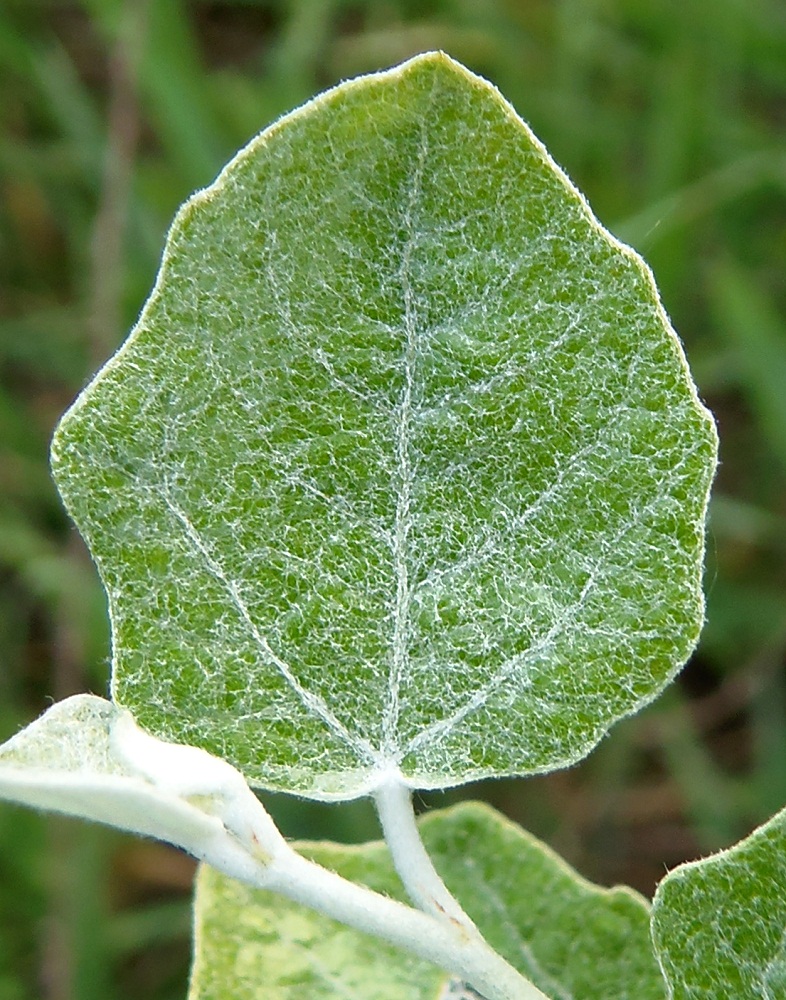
left=51, top=51, right=717, bottom=797
left=190, top=802, right=666, bottom=1000
left=652, top=804, right=786, bottom=999
left=0, top=696, right=220, bottom=851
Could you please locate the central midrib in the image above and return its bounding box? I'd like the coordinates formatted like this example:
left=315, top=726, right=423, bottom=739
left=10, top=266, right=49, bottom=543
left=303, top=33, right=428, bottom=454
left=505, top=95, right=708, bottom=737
left=381, top=85, right=436, bottom=755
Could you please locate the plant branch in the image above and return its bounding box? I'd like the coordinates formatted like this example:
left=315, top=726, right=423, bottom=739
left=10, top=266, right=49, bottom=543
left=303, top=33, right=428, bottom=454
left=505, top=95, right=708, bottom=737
left=263, top=844, right=548, bottom=1000
left=374, top=772, right=477, bottom=932
left=106, top=710, right=545, bottom=998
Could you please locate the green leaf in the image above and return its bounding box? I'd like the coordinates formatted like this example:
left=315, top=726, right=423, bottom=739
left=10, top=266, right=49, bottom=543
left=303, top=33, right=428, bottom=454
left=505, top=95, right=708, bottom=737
left=190, top=801, right=666, bottom=1000
left=50, top=51, right=717, bottom=798
left=651, top=803, right=786, bottom=999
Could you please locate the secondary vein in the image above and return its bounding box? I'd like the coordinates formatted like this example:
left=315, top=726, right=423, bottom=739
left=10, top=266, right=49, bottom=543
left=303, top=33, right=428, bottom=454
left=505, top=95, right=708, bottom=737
left=403, top=499, right=656, bottom=759
left=163, top=492, right=378, bottom=764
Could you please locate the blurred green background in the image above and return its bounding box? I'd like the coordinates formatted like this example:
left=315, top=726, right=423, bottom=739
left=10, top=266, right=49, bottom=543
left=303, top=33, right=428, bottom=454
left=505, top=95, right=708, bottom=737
left=1, top=0, right=785, bottom=997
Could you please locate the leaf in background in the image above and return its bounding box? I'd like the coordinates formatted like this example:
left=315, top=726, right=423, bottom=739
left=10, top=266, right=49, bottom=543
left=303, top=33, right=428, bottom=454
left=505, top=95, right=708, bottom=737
left=651, top=803, right=786, bottom=999
left=190, top=802, right=666, bottom=1000
left=51, top=52, right=717, bottom=798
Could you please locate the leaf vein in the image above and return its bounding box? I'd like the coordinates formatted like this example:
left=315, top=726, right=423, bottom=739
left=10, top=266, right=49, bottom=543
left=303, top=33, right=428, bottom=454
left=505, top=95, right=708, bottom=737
left=382, top=74, right=439, bottom=754
left=404, top=494, right=666, bottom=758
left=163, top=492, right=378, bottom=763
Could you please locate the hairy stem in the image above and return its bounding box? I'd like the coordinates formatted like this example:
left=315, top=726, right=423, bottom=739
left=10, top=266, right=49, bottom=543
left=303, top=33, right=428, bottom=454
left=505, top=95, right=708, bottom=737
left=207, top=775, right=547, bottom=999
left=264, top=845, right=548, bottom=1000
left=374, top=773, right=477, bottom=932
left=65, top=704, right=546, bottom=998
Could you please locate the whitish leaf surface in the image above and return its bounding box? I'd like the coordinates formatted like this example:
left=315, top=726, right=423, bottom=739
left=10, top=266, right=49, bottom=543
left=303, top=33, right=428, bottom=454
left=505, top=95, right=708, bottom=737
left=190, top=801, right=665, bottom=1000
left=0, top=695, right=222, bottom=846
left=51, top=51, right=717, bottom=797
left=652, top=804, right=786, bottom=999
left=0, top=696, right=284, bottom=879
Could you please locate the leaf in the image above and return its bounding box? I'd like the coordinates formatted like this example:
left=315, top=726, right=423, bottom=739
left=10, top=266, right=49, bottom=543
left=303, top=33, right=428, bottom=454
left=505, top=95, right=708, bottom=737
left=0, top=696, right=285, bottom=880
left=651, top=803, right=786, bottom=999
left=50, top=51, right=717, bottom=798
left=189, top=801, right=666, bottom=1000
left=0, top=696, right=217, bottom=844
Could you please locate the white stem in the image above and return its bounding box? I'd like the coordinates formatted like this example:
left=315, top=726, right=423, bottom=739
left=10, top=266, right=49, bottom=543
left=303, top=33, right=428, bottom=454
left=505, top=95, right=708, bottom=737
left=263, top=844, right=549, bottom=1000
left=374, top=774, right=477, bottom=933
left=107, top=713, right=546, bottom=999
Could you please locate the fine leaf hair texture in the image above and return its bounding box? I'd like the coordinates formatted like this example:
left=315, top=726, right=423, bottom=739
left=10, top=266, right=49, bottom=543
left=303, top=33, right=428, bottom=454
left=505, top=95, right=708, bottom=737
left=50, top=52, right=717, bottom=800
